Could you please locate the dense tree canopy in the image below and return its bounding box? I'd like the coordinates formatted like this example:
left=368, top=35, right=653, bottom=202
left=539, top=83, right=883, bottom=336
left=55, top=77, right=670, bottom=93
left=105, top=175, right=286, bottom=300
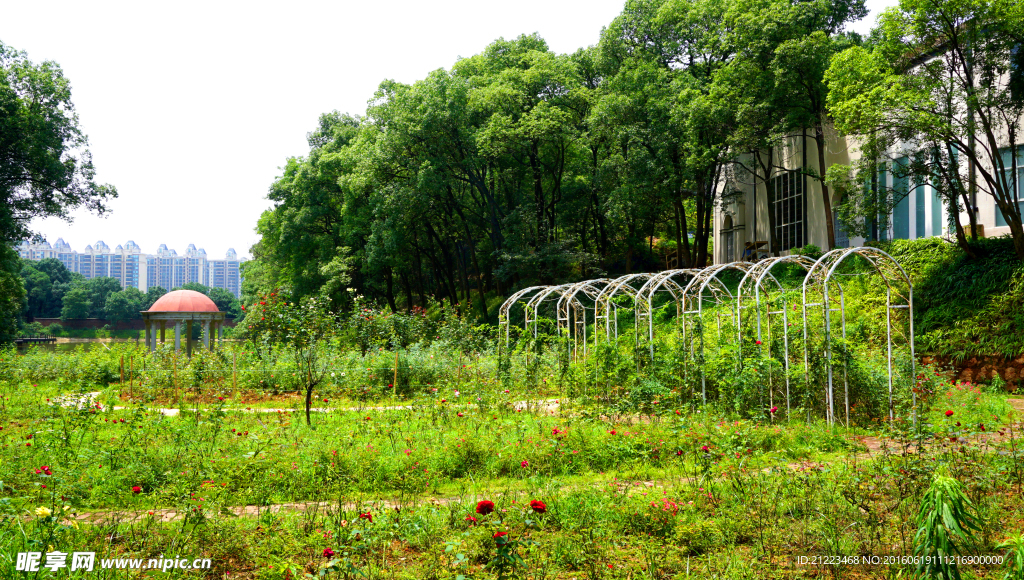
left=245, top=0, right=872, bottom=317
left=825, top=0, right=1024, bottom=260
left=0, top=42, right=116, bottom=244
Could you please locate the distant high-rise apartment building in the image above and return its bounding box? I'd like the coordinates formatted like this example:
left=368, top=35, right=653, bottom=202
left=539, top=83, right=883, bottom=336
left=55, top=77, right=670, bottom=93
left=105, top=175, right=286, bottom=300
left=17, top=239, right=245, bottom=297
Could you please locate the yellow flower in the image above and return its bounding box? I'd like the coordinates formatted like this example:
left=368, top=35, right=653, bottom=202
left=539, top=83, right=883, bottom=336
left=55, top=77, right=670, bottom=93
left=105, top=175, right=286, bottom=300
left=35, top=507, right=52, bottom=518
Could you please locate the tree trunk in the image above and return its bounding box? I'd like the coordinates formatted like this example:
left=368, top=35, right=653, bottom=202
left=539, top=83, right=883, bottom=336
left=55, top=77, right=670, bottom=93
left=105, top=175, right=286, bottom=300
left=383, top=266, right=397, bottom=312
left=814, top=125, right=836, bottom=250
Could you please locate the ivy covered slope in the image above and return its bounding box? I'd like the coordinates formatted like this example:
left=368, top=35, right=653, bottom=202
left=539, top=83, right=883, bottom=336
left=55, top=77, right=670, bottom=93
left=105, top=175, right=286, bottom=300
left=880, top=237, right=1024, bottom=361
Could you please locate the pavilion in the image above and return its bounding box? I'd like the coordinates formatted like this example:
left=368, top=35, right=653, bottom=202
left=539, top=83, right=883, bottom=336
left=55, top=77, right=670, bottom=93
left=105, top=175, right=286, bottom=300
left=141, top=290, right=226, bottom=356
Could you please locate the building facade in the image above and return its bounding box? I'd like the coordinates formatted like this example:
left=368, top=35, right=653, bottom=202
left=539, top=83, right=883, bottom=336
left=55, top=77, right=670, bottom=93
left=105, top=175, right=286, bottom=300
left=16, top=240, right=245, bottom=297
left=714, top=132, right=1023, bottom=264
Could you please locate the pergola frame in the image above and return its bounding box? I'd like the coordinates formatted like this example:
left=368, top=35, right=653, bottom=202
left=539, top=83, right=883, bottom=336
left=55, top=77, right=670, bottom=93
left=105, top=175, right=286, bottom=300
left=595, top=274, right=655, bottom=343
left=810, top=247, right=915, bottom=424
left=556, top=279, right=611, bottom=361
left=141, top=311, right=226, bottom=357
left=498, top=285, right=549, bottom=354
left=634, top=269, right=702, bottom=361
left=495, top=245, right=916, bottom=422
left=736, top=255, right=826, bottom=417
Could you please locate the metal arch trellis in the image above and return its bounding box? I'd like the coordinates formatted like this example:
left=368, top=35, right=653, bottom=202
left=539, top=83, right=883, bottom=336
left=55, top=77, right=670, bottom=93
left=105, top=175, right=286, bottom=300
left=635, top=269, right=702, bottom=361
left=594, top=274, right=656, bottom=343
left=494, top=245, right=915, bottom=424
left=802, top=248, right=854, bottom=425
left=498, top=285, right=548, bottom=354
left=525, top=284, right=575, bottom=337
left=680, top=262, right=753, bottom=403
left=821, top=247, right=915, bottom=424
left=735, top=255, right=825, bottom=418
left=556, top=279, right=611, bottom=361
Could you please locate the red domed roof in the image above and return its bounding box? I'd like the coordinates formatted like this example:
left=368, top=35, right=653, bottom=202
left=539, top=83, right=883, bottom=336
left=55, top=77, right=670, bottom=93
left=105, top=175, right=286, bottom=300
left=147, top=290, right=219, bottom=312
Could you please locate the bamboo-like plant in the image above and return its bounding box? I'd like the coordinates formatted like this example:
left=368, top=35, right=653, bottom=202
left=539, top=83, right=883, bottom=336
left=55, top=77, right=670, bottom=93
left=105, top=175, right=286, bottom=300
left=913, top=473, right=982, bottom=580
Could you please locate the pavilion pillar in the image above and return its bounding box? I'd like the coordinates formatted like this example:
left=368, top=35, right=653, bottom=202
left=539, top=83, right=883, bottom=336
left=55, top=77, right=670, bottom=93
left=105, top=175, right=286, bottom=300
left=160, top=321, right=166, bottom=344
left=174, top=321, right=181, bottom=352
left=145, top=320, right=152, bottom=353
left=151, top=323, right=159, bottom=351
left=186, top=320, right=193, bottom=358
left=203, top=320, right=210, bottom=349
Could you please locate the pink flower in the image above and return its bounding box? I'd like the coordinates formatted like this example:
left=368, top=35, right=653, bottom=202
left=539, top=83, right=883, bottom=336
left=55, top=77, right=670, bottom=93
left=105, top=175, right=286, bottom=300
left=322, top=548, right=335, bottom=558
left=700, top=445, right=710, bottom=452
left=521, top=460, right=529, bottom=468
left=769, top=406, right=778, bottom=414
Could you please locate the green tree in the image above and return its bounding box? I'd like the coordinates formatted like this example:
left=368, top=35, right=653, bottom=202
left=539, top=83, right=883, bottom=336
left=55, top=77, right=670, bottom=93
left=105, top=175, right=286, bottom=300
left=104, top=287, right=144, bottom=326
left=143, top=286, right=167, bottom=310
left=20, top=256, right=80, bottom=318
left=0, top=42, right=116, bottom=243
left=87, top=277, right=122, bottom=318
left=0, top=245, right=25, bottom=342
left=826, top=0, right=1024, bottom=259
left=60, top=284, right=90, bottom=321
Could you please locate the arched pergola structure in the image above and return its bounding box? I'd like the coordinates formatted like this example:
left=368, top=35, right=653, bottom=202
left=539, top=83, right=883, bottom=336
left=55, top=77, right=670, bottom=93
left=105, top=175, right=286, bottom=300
left=735, top=256, right=821, bottom=417
left=525, top=284, right=575, bottom=337
left=142, top=290, right=226, bottom=357
left=595, top=274, right=655, bottom=343
left=814, top=247, right=915, bottom=423
left=680, top=262, right=752, bottom=402
left=556, top=279, right=611, bottom=361
left=495, top=246, right=916, bottom=423
left=498, top=286, right=548, bottom=353
left=634, top=269, right=701, bottom=360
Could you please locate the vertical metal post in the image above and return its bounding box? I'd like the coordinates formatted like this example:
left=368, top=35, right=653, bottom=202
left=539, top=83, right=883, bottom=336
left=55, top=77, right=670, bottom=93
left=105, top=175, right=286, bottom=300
left=886, top=286, right=894, bottom=421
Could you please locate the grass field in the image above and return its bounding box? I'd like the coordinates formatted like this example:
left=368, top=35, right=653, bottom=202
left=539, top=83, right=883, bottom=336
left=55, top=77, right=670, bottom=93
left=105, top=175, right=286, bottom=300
left=2, top=340, right=1024, bottom=579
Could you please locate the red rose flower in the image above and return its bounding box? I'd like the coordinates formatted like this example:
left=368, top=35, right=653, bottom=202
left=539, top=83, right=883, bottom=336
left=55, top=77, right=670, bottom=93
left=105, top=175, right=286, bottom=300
left=132, top=486, right=142, bottom=494
left=464, top=515, right=477, bottom=525
left=493, top=531, right=509, bottom=544
left=322, top=548, right=335, bottom=558
left=945, top=410, right=954, bottom=417
left=700, top=445, right=710, bottom=452
left=476, top=500, right=495, bottom=515
left=529, top=500, right=546, bottom=513
left=358, top=512, right=373, bottom=522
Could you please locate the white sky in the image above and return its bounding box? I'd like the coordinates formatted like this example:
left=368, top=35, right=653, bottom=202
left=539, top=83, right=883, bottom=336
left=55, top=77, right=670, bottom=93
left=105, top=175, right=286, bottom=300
left=9, top=0, right=892, bottom=260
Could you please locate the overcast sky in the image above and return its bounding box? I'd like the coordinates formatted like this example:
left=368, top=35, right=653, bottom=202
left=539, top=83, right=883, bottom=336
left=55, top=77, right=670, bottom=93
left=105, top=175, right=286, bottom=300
left=8, top=0, right=891, bottom=260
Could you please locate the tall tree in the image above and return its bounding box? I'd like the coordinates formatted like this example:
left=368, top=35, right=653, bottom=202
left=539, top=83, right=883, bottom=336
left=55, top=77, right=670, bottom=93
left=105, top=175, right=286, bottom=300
left=826, top=0, right=1024, bottom=259
left=0, top=42, right=116, bottom=243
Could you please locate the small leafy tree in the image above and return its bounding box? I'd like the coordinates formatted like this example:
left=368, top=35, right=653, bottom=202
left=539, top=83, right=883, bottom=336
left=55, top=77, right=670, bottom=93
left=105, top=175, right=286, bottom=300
left=244, top=292, right=337, bottom=425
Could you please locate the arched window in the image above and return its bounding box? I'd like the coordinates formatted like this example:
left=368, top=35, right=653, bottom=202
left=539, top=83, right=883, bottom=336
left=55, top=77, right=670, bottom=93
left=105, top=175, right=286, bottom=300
left=723, top=216, right=735, bottom=262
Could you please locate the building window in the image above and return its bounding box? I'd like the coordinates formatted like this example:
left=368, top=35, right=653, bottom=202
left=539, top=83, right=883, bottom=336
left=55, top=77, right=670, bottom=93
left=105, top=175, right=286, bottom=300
left=892, top=157, right=910, bottom=239
left=772, top=169, right=804, bottom=251
left=995, top=145, right=1024, bottom=228
left=722, top=216, right=735, bottom=262
left=831, top=204, right=847, bottom=250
